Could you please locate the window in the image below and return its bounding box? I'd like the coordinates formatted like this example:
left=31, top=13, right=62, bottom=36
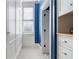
left=23, top=7, right=34, bottom=34
left=23, top=21, right=34, bottom=34
left=24, top=8, right=34, bottom=20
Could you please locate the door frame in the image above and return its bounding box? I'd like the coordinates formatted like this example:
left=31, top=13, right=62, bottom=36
left=22, top=3, right=35, bottom=46
left=50, top=0, right=57, bottom=59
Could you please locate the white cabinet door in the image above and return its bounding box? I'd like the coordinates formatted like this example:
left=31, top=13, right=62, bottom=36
left=7, top=41, right=16, bottom=59
left=57, top=46, right=73, bottom=59
left=61, top=48, right=73, bottom=59
left=6, top=0, right=16, bottom=35
left=42, top=10, right=49, bottom=54
left=7, top=0, right=16, bottom=58
left=57, top=35, right=73, bottom=49
left=58, top=0, right=73, bottom=16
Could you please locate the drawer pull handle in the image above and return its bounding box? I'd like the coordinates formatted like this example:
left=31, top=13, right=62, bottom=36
left=70, top=3, right=73, bottom=6
left=64, top=41, right=67, bottom=43
left=44, top=29, right=46, bottom=32
left=64, top=53, right=67, bottom=55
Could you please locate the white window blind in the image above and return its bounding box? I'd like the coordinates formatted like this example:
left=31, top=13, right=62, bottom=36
left=24, top=8, right=34, bottom=20
left=23, top=21, right=34, bottom=34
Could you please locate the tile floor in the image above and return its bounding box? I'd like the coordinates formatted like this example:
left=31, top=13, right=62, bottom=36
left=17, top=44, right=49, bottom=59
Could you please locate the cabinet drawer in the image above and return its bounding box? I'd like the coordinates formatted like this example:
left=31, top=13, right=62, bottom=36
left=61, top=38, right=72, bottom=49
left=61, top=48, right=73, bottom=59
left=57, top=35, right=73, bottom=49
left=57, top=46, right=61, bottom=58
left=57, top=47, right=73, bottom=59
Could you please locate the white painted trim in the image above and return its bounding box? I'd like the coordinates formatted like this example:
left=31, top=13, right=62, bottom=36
left=22, top=3, right=35, bottom=47
left=41, top=0, right=49, bottom=10
left=49, top=0, right=51, bottom=59
left=58, top=10, right=73, bottom=17
left=33, top=5, right=35, bottom=43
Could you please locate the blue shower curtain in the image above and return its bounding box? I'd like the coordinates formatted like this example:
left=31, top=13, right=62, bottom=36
left=35, top=3, right=41, bottom=44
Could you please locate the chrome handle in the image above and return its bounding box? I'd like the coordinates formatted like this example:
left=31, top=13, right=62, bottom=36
left=6, top=32, right=10, bottom=34
left=64, top=53, right=67, bottom=55
left=44, top=29, right=46, bottom=32
left=70, top=3, right=73, bottom=6
left=64, top=41, right=67, bottom=43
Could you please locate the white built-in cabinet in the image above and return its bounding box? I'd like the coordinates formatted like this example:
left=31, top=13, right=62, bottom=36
left=6, top=0, right=22, bottom=59
left=57, top=0, right=73, bottom=59
left=6, top=0, right=16, bottom=59
left=58, top=0, right=73, bottom=16
left=57, top=0, right=73, bottom=58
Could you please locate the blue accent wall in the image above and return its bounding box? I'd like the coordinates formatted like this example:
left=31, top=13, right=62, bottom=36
left=35, top=3, right=41, bottom=44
